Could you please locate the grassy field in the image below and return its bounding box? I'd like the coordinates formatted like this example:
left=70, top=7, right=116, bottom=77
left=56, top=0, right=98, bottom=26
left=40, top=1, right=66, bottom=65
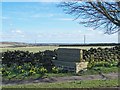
left=2, top=79, right=118, bottom=88
left=0, top=46, right=58, bottom=52
left=0, top=45, right=114, bottom=53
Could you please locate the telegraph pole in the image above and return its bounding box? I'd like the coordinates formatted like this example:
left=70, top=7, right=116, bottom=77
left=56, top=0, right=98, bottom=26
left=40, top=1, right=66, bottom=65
left=84, top=35, right=86, bottom=44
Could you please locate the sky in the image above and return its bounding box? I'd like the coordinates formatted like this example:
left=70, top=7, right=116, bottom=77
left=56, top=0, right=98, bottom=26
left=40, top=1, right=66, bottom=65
left=1, top=1, right=118, bottom=43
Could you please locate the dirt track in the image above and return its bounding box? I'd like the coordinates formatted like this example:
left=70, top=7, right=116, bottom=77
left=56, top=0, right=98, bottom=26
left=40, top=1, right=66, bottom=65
left=2, top=72, right=118, bottom=85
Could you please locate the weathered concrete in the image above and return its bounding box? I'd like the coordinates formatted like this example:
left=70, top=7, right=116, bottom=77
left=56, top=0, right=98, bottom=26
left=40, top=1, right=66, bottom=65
left=57, top=48, right=83, bottom=62
left=53, top=48, right=88, bottom=73
left=76, top=62, right=88, bottom=73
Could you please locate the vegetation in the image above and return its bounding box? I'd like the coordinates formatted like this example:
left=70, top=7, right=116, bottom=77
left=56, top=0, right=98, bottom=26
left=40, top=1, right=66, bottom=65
left=3, top=79, right=118, bottom=88
left=1, top=46, right=119, bottom=89
left=1, top=46, right=119, bottom=81
left=83, top=46, right=120, bottom=70
left=2, top=65, right=47, bottom=81
left=59, top=2, right=120, bottom=34
left=1, top=50, right=57, bottom=80
left=0, top=46, right=58, bottom=52
left=0, top=45, right=115, bottom=53
left=1, top=66, right=118, bottom=81
left=78, top=67, right=118, bottom=75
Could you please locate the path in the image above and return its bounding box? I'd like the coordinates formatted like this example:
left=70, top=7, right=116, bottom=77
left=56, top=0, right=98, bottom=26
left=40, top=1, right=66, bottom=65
left=2, top=73, right=118, bottom=85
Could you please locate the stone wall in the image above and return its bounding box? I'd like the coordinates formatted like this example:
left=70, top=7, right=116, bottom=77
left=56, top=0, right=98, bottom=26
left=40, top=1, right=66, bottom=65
left=53, top=46, right=119, bottom=73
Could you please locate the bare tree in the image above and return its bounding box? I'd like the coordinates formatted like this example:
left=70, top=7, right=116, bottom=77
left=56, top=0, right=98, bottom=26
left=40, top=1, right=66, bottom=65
left=59, top=1, right=120, bottom=34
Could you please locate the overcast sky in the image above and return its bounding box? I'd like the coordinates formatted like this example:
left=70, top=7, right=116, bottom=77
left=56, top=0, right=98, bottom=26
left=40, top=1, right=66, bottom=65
left=1, top=2, right=118, bottom=43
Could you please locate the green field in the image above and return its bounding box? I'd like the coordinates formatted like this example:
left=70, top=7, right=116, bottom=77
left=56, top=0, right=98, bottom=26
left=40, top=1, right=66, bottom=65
left=0, top=45, right=114, bottom=52
left=0, top=46, right=58, bottom=52
left=2, top=79, right=118, bottom=88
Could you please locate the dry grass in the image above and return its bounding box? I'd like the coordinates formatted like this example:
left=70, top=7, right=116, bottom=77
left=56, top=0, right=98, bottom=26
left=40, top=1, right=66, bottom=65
left=0, top=45, right=114, bottom=53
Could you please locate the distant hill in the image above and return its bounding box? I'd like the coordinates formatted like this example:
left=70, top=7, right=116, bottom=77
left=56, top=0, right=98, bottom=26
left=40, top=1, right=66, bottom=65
left=0, top=42, right=29, bottom=48
left=59, top=43, right=120, bottom=46
left=0, top=42, right=119, bottom=48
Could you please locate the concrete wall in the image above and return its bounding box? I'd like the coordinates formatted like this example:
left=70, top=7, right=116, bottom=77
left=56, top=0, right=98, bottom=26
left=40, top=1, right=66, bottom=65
left=76, top=62, right=88, bottom=73
left=57, top=48, right=83, bottom=62
left=53, top=48, right=88, bottom=73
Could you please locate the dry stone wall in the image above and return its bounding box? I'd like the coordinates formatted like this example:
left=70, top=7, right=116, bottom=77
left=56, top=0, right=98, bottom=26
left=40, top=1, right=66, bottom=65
left=83, top=46, right=120, bottom=62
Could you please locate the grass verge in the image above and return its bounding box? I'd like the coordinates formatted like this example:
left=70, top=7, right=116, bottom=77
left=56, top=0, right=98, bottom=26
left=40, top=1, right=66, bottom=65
left=2, top=66, right=118, bottom=81
left=2, top=79, right=118, bottom=88
left=78, top=67, right=118, bottom=76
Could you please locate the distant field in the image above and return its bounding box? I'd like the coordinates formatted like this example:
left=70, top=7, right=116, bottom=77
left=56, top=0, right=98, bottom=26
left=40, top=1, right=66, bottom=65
left=59, top=46, right=114, bottom=49
left=0, top=45, right=114, bottom=53
left=0, top=44, right=14, bottom=48
left=0, top=46, right=58, bottom=52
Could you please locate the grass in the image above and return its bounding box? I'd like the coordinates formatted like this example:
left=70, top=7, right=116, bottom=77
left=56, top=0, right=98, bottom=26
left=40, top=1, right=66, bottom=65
left=78, top=67, right=118, bottom=75
left=2, top=66, right=118, bottom=81
left=46, top=67, right=118, bottom=77
left=0, top=46, right=58, bottom=52
left=45, top=72, right=75, bottom=78
left=0, top=45, right=114, bottom=53
left=2, top=72, right=75, bottom=81
left=2, top=67, right=118, bottom=88
left=3, top=74, right=42, bottom=81
left=2, top=79, right=118, bottom=88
